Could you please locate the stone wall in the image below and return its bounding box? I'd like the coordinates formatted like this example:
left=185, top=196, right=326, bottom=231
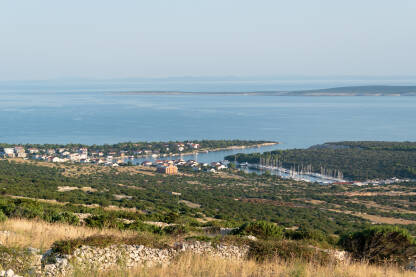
left=42, top=241, right=249, bottom=276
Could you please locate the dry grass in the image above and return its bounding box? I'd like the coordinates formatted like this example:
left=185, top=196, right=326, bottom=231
left=78, top=253, right=416, bottom=277
left=0, top=219, right=414, bottom=276
left=0, top=218, right=137, bottom=251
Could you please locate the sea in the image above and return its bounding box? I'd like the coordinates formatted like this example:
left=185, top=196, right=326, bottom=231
left=1, top=79, right=416, bottom=156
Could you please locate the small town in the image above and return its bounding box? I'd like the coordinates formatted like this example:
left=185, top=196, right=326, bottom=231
left=0, top=144, right=231, bottom=175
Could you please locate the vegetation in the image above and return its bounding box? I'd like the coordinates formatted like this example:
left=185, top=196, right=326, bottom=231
left=226, top=141, right=416, bottom=180
left=74, top=253, right=416, bottom=277
left=247, top=239, right=332, bottom=264
left=0, top=139, right=273, bottom=155
left=340, top=225, right=416, bottom=265
left=1, top=218, right=416, bottom=276
left=52, top=234, right=170, bottom=255
left=0, top=245, right=37, bottom=274
left=1, top=141, right=416, bottom=274
left=2, top=157, right=416, bottom=236
left=0, top=159, right=375, bottom=235
left=232, top=221, right=284, bottom=240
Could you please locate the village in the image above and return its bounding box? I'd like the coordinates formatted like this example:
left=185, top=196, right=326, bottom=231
left=1, top=144, right=412, bottom=184
left=0, top=144, right=230, bottom=175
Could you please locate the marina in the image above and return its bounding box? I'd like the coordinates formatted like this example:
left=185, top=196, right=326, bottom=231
left=240, top=163, right=347, bottom=184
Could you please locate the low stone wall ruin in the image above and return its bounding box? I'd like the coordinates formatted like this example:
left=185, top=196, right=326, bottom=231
left=42, top=241, right=249, bottom=276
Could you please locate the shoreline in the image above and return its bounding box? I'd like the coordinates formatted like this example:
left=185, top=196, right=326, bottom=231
left=143, top=142, right=279, bottom=158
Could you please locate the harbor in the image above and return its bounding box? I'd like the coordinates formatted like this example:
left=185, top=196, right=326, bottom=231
left=239, top=163, right=347, bottom=184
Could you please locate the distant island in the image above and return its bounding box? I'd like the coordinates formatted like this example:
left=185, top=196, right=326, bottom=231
left=287, top=85, right=416, bottom=96
left=120, top=85, right=416, bottom=96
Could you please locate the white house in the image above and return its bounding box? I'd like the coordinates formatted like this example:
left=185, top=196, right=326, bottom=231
left=4, top=148, right=14, bottom=155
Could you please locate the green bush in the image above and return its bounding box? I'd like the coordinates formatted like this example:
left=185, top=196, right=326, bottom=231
left=44, top=210, right=80, bottom=225
left=127, top=221, right=163, bottom=234
left=11, top=201, right=43, bottom=219
left=164, top=212, right=179, bottom=224
left=339, top=225, right=416, bottom=264
left=285, top=227, right=336, bottom=245
left=0, top=210, right=7, bottom=223
left=248, top=239, right=332, bottom=264
left=163, top=224, right=189, bottom=236
left=85, top=215, right=125, bottom=229
left=233, top=221, right=284, bottom=239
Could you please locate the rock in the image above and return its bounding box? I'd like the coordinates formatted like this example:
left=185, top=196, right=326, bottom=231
left=40, top=241, right=249, bottom=276
left=26, top=247, right=40, bottom=255
left=406, top=261, right=416, bottom=272
left=0, top=270, right=5, bottom=277
left=5, top=269, right=14, bottom=277
left=244, top=235, right=258, bottom=241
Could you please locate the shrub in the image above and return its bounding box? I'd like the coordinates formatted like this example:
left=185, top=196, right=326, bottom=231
left=163, top=224, right=189, bottom=236
left=233, top=221, right=284, bottom=240
left=0, top=210, right=7, bottom=223
left=85, top=214, right=125, bottom=229
left=0, top=199, right=15, bottom=216
left=127, top=221, right=163, bottom=234
left=164, top=212, right=179, bottom=224
left=248, top=240, right=332, bottom=264
left=44, top=210, right=80, bottom=225
left=0, top=245, right=35, bottom=275
left=285, top=227, right=337, bottom=246
left=11, top=201, right=43, bottom=219
left=339, top=225, right=416, bottom=264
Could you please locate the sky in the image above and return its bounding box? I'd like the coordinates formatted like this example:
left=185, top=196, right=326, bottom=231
left=0, top=0, right=415, bottom=81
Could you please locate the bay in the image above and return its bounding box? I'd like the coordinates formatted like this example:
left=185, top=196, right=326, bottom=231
left=1, top=92, right=415, bottom=151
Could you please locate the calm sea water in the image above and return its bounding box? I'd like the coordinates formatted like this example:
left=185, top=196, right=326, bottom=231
left=1, top=91, right=415, bottom=150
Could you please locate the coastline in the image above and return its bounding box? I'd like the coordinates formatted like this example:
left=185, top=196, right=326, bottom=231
left=141, top=142, right=279, bottom=158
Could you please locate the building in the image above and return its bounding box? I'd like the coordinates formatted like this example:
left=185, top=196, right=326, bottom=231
left=28, top=148, right=39, bottom=154
left=157, top=164, right=178, bottom=175
left=17, top=152, right=27, bottom=158
left=69, top=153, right=80, bottom=161
left=52, top=157, right=66, bottom=163
left=14, top=146, right=25, bottom=154
left=4, top=148, right=14, bottom=155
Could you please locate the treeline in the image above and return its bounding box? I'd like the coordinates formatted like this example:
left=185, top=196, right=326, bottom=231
left=325, top=141, right=416, bottom=152
left=0, top=140, right=272, bottom=155
left=226, top=141, right=416, bottom=181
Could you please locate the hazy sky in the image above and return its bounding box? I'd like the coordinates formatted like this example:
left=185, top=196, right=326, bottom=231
left=1, top=0, right=415, bottom=80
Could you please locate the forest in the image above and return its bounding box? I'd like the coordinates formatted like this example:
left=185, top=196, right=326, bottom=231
left=225, top=141, right=416, bottom=181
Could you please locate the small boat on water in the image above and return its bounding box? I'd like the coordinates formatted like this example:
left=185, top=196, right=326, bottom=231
left=240, top=162, right=249, bottom=167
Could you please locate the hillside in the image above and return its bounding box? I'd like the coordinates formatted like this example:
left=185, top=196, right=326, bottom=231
left=0, top=150, right=416, bottom=274
left=1, top=219, right=415, bottom=276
